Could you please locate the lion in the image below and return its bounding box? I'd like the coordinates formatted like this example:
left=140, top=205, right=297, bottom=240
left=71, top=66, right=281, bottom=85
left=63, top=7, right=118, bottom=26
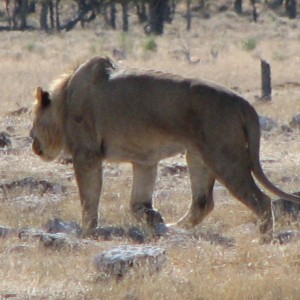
left=31, top=56, right=300, bottom=240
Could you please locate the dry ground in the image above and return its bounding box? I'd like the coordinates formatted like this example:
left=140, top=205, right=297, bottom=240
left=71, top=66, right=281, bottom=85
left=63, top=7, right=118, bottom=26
left=0, top=5, right=300, bottom=300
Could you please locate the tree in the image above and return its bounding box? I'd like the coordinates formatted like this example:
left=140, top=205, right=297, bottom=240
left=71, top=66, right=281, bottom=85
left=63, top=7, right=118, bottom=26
left=234, top=0, right=243, bottom=14
left=136, top=0, right=147, bottom=23
left=149, top=0, right=168, bottom=35
left=250, top=0, right=258, bottom=22
left=121, top=0, right=129, bottom=31
left=39, top=0, right=53, bottom=31
left=285, top=0, right=297, bottom=19
left=186, top=0, right=191, bottom=31
left=110, top=2, right=117, bottom=29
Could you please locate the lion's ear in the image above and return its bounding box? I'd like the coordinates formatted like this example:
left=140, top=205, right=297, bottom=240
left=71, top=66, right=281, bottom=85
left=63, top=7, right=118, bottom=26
left=92, top=57, right=115, bottom=84
left=36, top=87, right=51, bottom=107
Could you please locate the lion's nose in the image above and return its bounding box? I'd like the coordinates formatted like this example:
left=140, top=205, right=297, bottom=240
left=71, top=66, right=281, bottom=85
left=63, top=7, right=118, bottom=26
left=32, top=138, right=43, bottom=156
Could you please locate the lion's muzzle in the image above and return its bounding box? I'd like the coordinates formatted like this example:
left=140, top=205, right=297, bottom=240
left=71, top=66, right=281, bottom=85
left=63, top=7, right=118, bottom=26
left=32, top=138, right=43, bottom=156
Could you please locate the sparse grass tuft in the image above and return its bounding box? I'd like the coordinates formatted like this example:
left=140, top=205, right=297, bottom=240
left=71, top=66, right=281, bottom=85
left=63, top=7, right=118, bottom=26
left=0, top=7, right=300, bottom=299
left=144, top=35, right=157, bottom=52
left=25, top=42, right=36, bottom=52
left=242, top=37, right=257, bottom=51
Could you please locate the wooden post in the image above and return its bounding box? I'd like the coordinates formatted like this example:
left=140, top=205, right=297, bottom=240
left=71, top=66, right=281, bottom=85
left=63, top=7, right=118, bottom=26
left=261, top=59, right=272, bottom=101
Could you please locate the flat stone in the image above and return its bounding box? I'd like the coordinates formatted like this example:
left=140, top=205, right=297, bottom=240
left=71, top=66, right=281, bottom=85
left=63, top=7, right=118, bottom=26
left=273, top=191, right=300, bottom=219
left=0, top=226, right=17, bottom=238
left=275, top=230, right=300, bottom=244
left=290, top=113, right=300, bottom=128
left=0, top=177, right=66, bottom=196
left=127, top=226, right=145, bottom=243
left=93, top=245, right=167, bottom=278
left=0, top=132, right=11, bottom=148
left=259, top=115, right=277, bottom=132
left=43, top=218, right=82, bottom=237
left=40, top=233, right=80, bottom=250
left=94, top=226, right=126, bottom=240
left=160, top=163, right=188, bottom=176
left=18, top=228, right=46, bottom=240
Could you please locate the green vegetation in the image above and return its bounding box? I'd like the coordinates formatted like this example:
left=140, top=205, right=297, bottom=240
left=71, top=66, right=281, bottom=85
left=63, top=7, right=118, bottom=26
left=25, top=42, right=36, bottom=52
left=144, top=35, right=157, bottom=52
left=242, top=37, right=257, bottom=51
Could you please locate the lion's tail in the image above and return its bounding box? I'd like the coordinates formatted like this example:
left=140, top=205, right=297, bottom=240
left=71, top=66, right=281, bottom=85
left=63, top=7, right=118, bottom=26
left=242, top=100, right=300, bottom=204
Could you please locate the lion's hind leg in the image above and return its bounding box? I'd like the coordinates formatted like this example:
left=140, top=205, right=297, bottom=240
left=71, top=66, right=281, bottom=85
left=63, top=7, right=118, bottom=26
left=203, top=145, right=273, bottom=240
left=130, top=162, right=166, bottom=235
left=175, top=149, right=215, bottom=229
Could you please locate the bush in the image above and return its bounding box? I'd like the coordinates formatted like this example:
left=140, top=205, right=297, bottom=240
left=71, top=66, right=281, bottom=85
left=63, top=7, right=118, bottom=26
left=242, top=37, right=257, bottom=51
left=144, top=35, right=157, bottom=52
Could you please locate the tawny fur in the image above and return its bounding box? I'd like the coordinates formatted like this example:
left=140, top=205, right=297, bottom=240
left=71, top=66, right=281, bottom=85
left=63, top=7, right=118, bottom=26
left=31, top=56, right=300, bottom=239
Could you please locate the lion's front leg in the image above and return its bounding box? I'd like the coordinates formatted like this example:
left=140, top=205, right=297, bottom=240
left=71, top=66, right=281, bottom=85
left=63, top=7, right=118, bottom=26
left=130, top=162, right=166, bottom=235
left=73, top=151, right=102, bottom=237
left=175, top=150, right=215, bottom=229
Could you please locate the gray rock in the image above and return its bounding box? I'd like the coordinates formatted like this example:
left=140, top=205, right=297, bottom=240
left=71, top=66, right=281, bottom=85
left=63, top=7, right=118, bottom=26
left=259, top=115, right=277, bottom=132
left=84, top=225, right=147, bottom=242
left=0, top=132, right=11, bottom=148
left=290, top=113, right=300, bottom=128
left=94, top=226, right=126, bottom=240
left=40, top=233, right=80, bottom=250
left=0, top=226, right=16, bottom=237
left=0, top=177, right=66, bottom=196
left=93, top=245, right=167, bottom=278
left=160, top=163, right=188, bottom=176
left=275, top=230, right=300, bottom=244
left=18, top=228, right=46, bottom=240
left=127, top=226, right=145, bottom=243
left=273, top=191, right=300, bottom=219
left=43, top=218, right=82, bottom=237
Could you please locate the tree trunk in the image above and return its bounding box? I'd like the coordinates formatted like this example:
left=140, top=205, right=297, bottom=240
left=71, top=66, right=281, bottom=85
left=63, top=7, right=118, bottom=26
left=110, top=2, right=116, bottom=29
left=186, top=0, right=191, bottom=31
left=136, top=0, right=147, bottom=23
left=149, top=0, right=168, bottom=35
left=285, top=0, right=297, bottom=19
left=55, top=0, right=61, bottom=32
left=234, top=0, right=242, bottom=14
left=49, top=1, right=54, bottom=29
left=250, top=0, right=258, bottom=22
left=40, top=1, right=49, bottom=31
left=121, top=0, right=129, bottom=32
left=19, top=0, right=28, bottom=30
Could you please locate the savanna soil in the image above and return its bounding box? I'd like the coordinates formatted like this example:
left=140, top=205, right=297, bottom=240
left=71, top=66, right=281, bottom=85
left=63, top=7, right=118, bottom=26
left=0, top=3, right=300, bottom=299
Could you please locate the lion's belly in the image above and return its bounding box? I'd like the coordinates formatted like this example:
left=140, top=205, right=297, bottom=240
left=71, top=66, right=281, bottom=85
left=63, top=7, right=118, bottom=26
left=104, top=142, right=184, bottom=164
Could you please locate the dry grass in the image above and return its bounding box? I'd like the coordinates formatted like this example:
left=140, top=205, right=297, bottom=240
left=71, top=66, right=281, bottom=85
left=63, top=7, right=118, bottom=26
left=0, top=6, right=300, bottom=299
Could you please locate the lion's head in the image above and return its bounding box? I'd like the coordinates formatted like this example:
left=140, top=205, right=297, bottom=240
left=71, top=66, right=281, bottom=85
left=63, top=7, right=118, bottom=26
left=30, top=87, right=64, bottom=162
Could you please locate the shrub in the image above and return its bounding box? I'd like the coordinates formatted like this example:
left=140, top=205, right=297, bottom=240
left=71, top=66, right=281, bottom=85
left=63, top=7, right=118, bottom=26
left=242, top=37, right=257, bottom=51
left=144, top=35, right=157, bottom=52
